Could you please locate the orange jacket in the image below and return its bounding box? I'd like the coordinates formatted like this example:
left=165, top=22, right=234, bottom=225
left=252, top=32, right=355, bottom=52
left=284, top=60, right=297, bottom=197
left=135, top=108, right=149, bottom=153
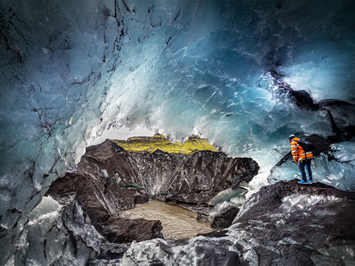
left=290, top=137, right=314, bottom=163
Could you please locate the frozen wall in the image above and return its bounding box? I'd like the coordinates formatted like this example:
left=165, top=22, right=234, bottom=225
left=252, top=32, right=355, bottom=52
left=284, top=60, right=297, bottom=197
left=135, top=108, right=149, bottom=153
left=0, top=0, right=355, bottom=264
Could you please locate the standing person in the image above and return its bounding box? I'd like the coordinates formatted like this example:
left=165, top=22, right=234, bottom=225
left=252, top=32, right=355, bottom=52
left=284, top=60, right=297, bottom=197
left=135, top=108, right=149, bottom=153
left=289, top=134, right=314, bottom=184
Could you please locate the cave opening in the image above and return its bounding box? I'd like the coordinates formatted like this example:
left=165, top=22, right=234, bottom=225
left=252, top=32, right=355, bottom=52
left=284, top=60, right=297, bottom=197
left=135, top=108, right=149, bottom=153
left=1, top=0, right=355, bottom=265
left=46, top=130, right=258, bottom=245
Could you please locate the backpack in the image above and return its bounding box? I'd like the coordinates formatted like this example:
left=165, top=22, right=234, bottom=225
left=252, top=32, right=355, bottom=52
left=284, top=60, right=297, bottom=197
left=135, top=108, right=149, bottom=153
left=298, top=140, right=315, bottom=151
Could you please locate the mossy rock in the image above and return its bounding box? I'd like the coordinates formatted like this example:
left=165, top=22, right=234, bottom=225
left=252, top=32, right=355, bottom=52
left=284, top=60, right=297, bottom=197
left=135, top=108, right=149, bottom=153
left=113, top=134, right=216, bottom=155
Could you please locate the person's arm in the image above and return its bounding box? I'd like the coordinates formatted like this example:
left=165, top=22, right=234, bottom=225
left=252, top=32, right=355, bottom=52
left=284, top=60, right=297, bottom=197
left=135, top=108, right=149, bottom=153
left=290, top=141, right=299, bottom=163
left=297, top=143, right=304, bottom=163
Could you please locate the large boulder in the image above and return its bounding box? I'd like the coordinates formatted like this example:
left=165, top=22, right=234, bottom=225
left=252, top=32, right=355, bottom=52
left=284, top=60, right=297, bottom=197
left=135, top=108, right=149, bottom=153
left=113, top=180, right=355, bottom=265
left=46, top=139, right=260, bottom=262
left=49, top=139, right=259, bottom=208
left=210, top=203, right=239, bottom=228
left=124, top=146, right=259, bottom=204
left=197, top=202, right=240, bottom=228
left=47, top=171, right=142, bottom=227
left=25, top=194, right=103, bottom=265
left=97, top=217, right=163, bottom=243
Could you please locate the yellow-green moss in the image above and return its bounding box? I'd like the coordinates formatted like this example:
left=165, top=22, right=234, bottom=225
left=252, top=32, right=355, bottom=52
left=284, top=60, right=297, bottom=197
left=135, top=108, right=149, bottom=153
left=113, top=134, right=217, bottom=155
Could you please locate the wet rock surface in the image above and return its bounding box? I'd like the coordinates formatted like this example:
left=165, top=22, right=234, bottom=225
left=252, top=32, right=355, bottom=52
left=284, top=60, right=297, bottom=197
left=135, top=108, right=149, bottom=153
left=233, top=179, right=355, bottom=265
left=127, top=146, right=259, bottom=204
left=114, top=180, right=355, bottom=265
left=45, top=140, right=355, bottom=265
left=97, top=217, right=163, bottom=243
left=50, top=139, right=259, bottom=205
left=46, top=139, right=259, bottom=261
left=210, top=204, right=240, bottom=228
left=197, top=202, right=240, bottom=228
left=25, top=195, right=102, bottom=265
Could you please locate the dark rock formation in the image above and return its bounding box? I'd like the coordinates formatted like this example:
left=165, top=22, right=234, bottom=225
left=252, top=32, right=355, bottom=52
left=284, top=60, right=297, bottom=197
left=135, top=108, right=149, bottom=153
left=127, top=147, right=259, bottom=204
left=290, top=89, right=318, bottom=110
left=269, top=73, right=320, bottom=111
left=97, top=217, right=163, bottom=243
left=47, top=141, right=159, bottom=244
left=210, top=205, right=239, bottom=228
left=114, top=179, right=355, bottom=265
left=234, top=179, right=355, bottom=265
left=49, top=139, right=259, bottom=206
left=238, top=179, right=355, bottom=220
left=318, top=99, right=355, bottom=141
left=48, top=174, right=140, bottom=226
left=91, top=243, right=131, bottom=262
left=25, top=194, right=102, bottom=265
left=270, top=73, right=355, bottom=142
left=197, top=202, right=240, bottom=228
left=45, top=139, right=353, bottom=265
left=47, top=139, right=259, bottom=256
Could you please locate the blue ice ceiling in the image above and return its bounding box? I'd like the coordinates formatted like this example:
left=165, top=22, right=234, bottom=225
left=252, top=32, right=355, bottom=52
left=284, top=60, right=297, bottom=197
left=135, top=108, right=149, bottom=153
left=1, top=0, right=355, bottom=261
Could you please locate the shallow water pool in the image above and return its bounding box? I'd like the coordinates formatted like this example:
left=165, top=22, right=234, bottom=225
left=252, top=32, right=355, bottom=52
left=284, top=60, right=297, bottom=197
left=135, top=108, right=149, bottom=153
left=121, top=200, right=216, bottom=239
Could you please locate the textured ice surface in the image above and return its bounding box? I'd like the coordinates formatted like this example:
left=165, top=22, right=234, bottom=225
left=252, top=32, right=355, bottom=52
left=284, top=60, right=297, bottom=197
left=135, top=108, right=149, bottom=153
left=209, top=187, right=247, bottom=206
left=280, top=194, right=343, bottom=213
left=317, top=142, right=355, bottom=191
left=24, top=196, right=102, bottom=265
left=1, top=0, right=355, bottom=264
left=269, top=142, right=355, bottom=191
left=28, top=195, right=61, bottom=225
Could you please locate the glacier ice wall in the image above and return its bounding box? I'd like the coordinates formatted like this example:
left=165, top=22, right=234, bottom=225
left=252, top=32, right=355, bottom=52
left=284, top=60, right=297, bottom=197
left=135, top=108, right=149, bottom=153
left=0, top=0, right=355, bottom=264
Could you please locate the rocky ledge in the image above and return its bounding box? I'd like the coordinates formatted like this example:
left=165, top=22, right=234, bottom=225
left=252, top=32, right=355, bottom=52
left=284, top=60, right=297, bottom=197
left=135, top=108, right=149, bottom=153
left=45, top=139, right=258, bottom=260
left=43, top=139, right=355, bottom=265
left=110, top=179, right=355, bottom=265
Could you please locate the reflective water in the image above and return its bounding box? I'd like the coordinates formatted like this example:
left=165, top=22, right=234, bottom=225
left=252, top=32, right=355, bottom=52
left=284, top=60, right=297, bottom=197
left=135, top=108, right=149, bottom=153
left=121, top=200, right=216, bottom=239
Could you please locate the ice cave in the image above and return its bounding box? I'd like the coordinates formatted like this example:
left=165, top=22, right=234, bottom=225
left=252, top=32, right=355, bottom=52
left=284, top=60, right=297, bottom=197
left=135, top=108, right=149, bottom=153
left=1, top=0, right=355, bottom=265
